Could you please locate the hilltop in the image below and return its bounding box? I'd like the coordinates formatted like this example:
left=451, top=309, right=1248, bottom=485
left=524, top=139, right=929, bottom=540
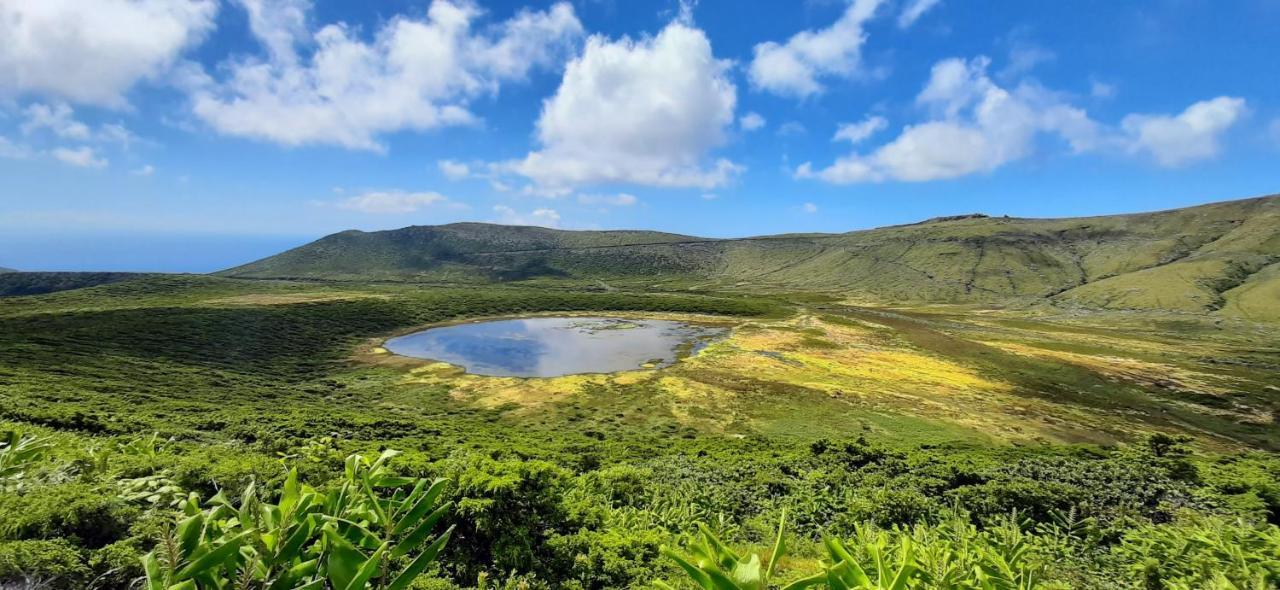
left=221, top=195, right=1280, bottom=320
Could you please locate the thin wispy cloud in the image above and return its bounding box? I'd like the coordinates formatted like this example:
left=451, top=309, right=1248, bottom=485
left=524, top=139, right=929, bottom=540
left=898, top=0, right=941, bottom=28
left=52, top=146, right=108, bottom=169
left=333, top=190, right=457, bottom=214
left=492, top=205, right=561, bottom=227
left=577, top=193, right=638, bottom=207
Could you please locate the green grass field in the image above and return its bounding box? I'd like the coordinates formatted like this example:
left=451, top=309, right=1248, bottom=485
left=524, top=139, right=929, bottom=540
left=1, top=275, right=1277, bottom=589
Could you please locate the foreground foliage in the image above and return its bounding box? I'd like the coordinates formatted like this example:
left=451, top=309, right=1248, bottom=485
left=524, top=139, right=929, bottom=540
left=1, top=428, right=1277, bottom=589
left=659, top=508, right=1280, bottom=589
left=143, top=450, right=452, bottom=590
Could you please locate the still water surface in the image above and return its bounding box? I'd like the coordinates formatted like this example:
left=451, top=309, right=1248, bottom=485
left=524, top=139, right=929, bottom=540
left=384, top=317, right=727, bottom=377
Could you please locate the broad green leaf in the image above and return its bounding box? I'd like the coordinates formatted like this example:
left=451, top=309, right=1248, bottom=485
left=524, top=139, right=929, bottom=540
left=697, top=523, right=741, bottom=567
left=343, top=541, right=390, bottom=590
left=778, top=571, right=828, bottom=590
left=386, top=526, right=454, bottom=590
left=392, top=479, right=448, bottom=536
left=177, top=515, right=203, bottom=555
left=660, top=546, right=714, bottom=590
left=390, top=502, right=452, bottom=559
left=324, top=526, right=365, bottom=590
left=267, top=558, right=320, bottom=590
left=360, top=478, right=392, bottom=528
left=142, top=552, right=165, bottom=590
left=823, top=537, right=856, bottom=568
left=702, top=564, right=747, bottom=590
left=371, top=475, right=416, bottom=488
left=730, top=554, right=763, bottom=590
left=275, top=515, right=317, bottom=563
left=281, top=468, right=300, bottom=515
left=176, top=531, right=253, bottom=581
left=331, top=517, right=384, bottom=550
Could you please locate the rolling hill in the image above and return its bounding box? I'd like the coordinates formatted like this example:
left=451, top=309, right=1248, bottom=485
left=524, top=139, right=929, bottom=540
left=221, top=194, right=1280, bottom=319
left=0, top=266, right=15, bottom=273
left=0, top=271, right=156, bottom=297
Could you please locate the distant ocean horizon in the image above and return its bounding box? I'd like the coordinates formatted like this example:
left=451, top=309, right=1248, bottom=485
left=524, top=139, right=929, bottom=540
left=0, top=232, right=317, bottom=274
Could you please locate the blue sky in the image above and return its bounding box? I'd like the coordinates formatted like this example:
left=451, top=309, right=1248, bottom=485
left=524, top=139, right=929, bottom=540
left=1, top=0, right=1278, bottom=272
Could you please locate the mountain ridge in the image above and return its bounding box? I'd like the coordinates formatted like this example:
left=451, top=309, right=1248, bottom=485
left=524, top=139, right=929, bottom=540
left=221, top=194, right=1280, bottom=320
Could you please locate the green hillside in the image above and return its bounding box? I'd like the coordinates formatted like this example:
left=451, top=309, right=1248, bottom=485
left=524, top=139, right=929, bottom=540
left=0, top=271, right=156, bottom=297
left=222, top=195, right=1280, bottom=317
left=220, top=223, right=708, bottom=281
left=0, top=267, right=15, bottom=273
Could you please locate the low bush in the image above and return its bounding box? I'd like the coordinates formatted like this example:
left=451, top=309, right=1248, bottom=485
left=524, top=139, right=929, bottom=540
left=0, top=483, right=138, bottom=548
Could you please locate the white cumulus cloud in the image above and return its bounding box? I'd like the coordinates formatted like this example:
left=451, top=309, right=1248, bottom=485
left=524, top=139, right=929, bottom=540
left=1120, top=97, right=1247, bottom=167
left=505, top=22, right=740, bottom=192
left=336, top=190, right=451, bottom=214
left=0, top=0, right=217, bottom=107
left=52, top=146, right=108, bottom=169
left=748, top=0, right=883, bottom=98
left=800, top=56, right=1089, bottom=182
left=187, top=0, right=583, bottom=151
left=798, top=55, right=1246, bottom=184
left=802, top=202, right=818, bottom=213
left=132, top=164, right=157, bottom=176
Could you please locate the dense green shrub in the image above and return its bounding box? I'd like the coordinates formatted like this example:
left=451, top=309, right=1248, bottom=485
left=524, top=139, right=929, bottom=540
left=0, top=539, right=89, bottom=588
left=1115, top=514, right=1280, bottom=589
left=0, top=483, right=138, bottom=548
left=841, top=487, right=940, bottom=528
left=548, top=525, right=666, bottom=589
left=441, top=452, right=574, bottom=581
left=1199, top=452, right=1280, bottom=524
left=88, top=540, right=145, bottom=589
left=947, top=479, right=1082, bottom=523
left=171, top=444, right=287, bottom=496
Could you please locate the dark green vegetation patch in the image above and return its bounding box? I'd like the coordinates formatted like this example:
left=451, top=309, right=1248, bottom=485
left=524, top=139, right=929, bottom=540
left=0, top=272, right=156, bottom=297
